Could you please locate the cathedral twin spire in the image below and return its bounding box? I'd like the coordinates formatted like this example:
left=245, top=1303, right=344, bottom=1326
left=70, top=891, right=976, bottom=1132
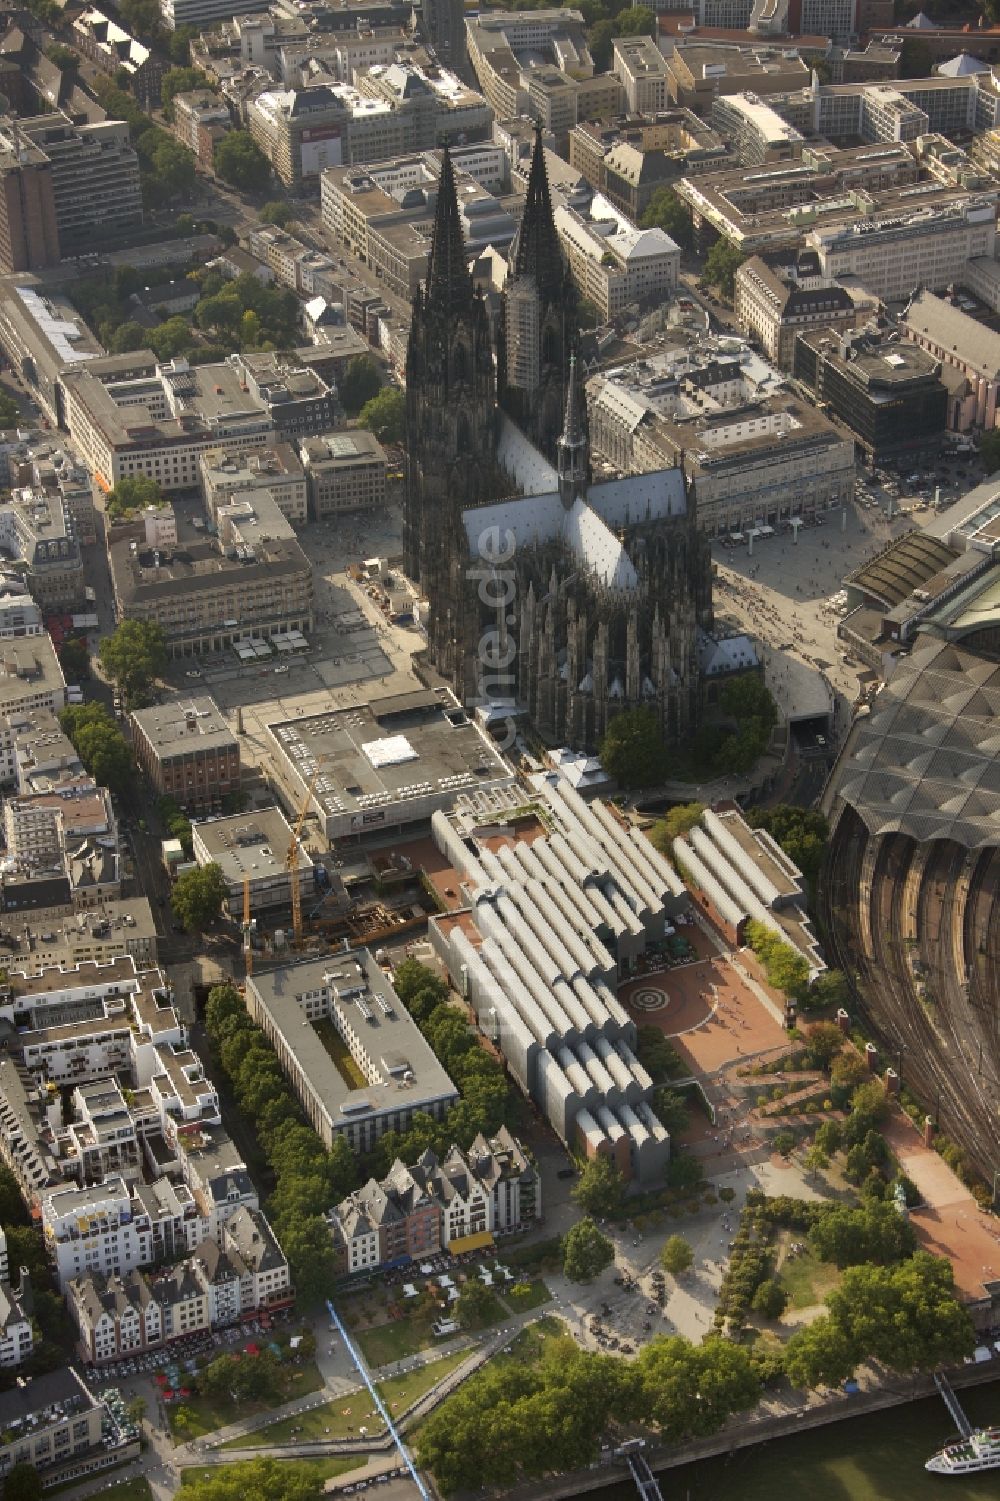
left=512, top=124, right=565, bottom=301
left=425, top=146, right=475, bottom=317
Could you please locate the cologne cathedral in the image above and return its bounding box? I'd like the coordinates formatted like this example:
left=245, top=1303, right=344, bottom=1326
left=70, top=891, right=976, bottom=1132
left=404, top=130, right=714, bottom=751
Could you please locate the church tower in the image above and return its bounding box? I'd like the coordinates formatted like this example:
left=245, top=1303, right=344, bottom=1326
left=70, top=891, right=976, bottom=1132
left=499, top=125, right=579, bottom=462
left=404, top=147, right=497, bottom=687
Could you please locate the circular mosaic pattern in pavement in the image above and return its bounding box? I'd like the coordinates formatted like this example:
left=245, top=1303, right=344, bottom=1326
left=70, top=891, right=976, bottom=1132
left=629, top=985, right=670, bottom=1013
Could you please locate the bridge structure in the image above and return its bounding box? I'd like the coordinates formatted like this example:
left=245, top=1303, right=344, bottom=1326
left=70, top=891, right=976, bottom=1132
left=615, top=1440, right=664, bottom=1501
left=326, top=1298, right=431, bottom=1499
left=934, top=1371, right=973, bottom=1438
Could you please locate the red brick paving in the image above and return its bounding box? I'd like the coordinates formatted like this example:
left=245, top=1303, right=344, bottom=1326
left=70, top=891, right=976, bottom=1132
left=620, top=956, right=788, bottom=1076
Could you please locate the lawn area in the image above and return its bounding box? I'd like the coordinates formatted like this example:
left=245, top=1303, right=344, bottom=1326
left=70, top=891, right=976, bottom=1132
left=102, top=1481, right=153, bottom=1501
left=777, top=1246, right=841, bottom=1311
left=226, top=1348, right=471, bottom=1449
left=181, top=1456, right=366, bottom=1487
left=502, top=1278, right=552, bottom=1313
left=167, top=1358, right=326, bottom=1442
left=504, top=1236, right=563, bottom=1272
left=314, top=1017, right=367, bottom=1090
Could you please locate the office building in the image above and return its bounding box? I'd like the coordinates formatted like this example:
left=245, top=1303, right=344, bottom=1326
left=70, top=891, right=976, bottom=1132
left=612, top=37, right=670, bottom=115
left=466, top=9, right=594, bottom=127
left=62, top=355, right=275, bottom=494
left=806, top=196, right=997, bottom=302
left=0, top=634, right=65, bottom=720
left=0, top=279, right=105, bottom=427
left=794, top=327, right=948, bottom=463
left=72, top=8, right=164, bottom=108
left=266, top=688, right=515, bottom=842
left=0, top=484, right=85, bottom=609
left=568, top=113, right=726, bottom=218
left=236, top=353, right=337, bottom=440
left=734, top=247, right=878, bottom=368
left=300, top=429, right=387, bottom=518
left=711, top=91, right=805, bottom=166
left=11, top=112, right=142, bottom=251
left=587, top=332, right=855, bottom=533
left=0, top=128, right=59, bottom=273
left=199, top=442, right=308, bottom=526
left=130, top=697, right=239, bottom=811
left=160, top=0, right=272, bottom=32
left=554, top=191, right=679, bottom=321
left=663, top=39, right=810, bottom=112
left=245, top=949, right=460, bottom=1155
left=190, top=806, right=312, bottom=915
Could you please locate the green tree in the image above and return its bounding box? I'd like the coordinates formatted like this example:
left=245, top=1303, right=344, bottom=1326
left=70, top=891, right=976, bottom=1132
left=46, top=43, right=78, bottom=70
left=660, top=1234, right=694, bottom=1276
left=59, top=637, right=90, bottom=683
left=279, top=1215, right=338, bottom=1306
left=215, top=131, right=272, bottom=192
left=340, top=355, right=382, bottom=415
left=808, top=1201, right=916, bottom=1269
left=827, top=1253, right=974, bottom=1374
left=649, top=801, right=704, bottom=851
left=200, top=1350, right=281, bottom=1403
left=803, top=1143, right=829, bottom=1180
left=126, top=1396, right=147, bottom=1426
left=751, top=1278, right=789, bottom=1320
left=829, top=1049, right=870, bottom=1108
left=60, top=703, right=134, bottom=792
left=260, top=200, right=297, bottom=227
left=4, top=1464, right=43, bottom=1501
left=455, top=1280, right=498, bottom=1330
left=747, top=805, right=828, bottom=890
left=600, top=706, right=670, bottom=788
left=587, top=17, right=615, bottom=69
left=635, top=1026, right=684, bottom=1082
left=205, top=982, right=245, bottom=1034
left=572, top=1156, right=626, bottom=1218
left=169, top=24, right=199, bottom=63
left=640, top=187, right=691, bottom=250
left=161, top=66, right=212, bottom=119
left=149, top=315, right=194, bottom=362
left=899, top=36, right=933, bottom=78
left=98, top=618, right=168, bottom=706
left=814, top=1119, right=842, bottom=1156
left=615, top=4, right=656, bottom=34
left=171, top=863, right=227, bottom=932
left=806, top=969, right=851, bottom=1013
left=176, top=1458, right=321, bottom=1501
left=979, top=427, right=1000, bottom=474
left=0, top=1165, right=28, bottom=1226
left=105, top=473, right=164, bottom=522
left=150, top=136, right=197, bottom=198
left=563, top=1218, right=615, bottom=1282
left=358, top=387, right=405, bottom=445
left=804, top=1021, right=845, bottom=1070
left=784, top=1314, right=856, bottom=1389
left=702, top=238, right=747, bottom=300
left=637, top=1337, right=759, bottom=1440
left=653, top=1087, right=690, bottom=1134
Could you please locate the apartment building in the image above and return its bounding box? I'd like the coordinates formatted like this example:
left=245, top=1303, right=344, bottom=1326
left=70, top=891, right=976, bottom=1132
left=130, top=698, right=239, bottom=811
left=72, top=8, right=164, bottom=108
left=734, top=248, right=878, bottom=368
left=240, top=223, right=338, bottom=296
left=466, top=9, right=593, bottom=123
left=245, top=950, right=459, bottom=1155
left=329, top=1127, right=539, bottom=1274
left=300, top=429, right=387, bottom=518
left=0, top=130, right=59, bottom=273
left=806, top=197, right=997, bottom=302
left=0, top=485, right=84, bottom=609
left=587, top=335, right=856, bottom=532
left=711, top=91, right=805, bottom=166
left=554, top=191, right=680, bottom=322
left=0, top=1272, right=33, bottom=1368
left=794, top=327, right=948, bottom=463
left=13, top=112, right=142, bottom=251
left=69, top=1208, right=291, bottom=1363
left=171, top=91, right=233, bottom=168
left=199, top=442, right=308, bottom=526
left=0, top=1369, right=106, bottom=1484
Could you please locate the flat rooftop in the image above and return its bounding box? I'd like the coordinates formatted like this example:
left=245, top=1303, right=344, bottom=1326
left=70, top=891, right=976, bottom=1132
left=248, top=948, right=458, bottom=1123
left=269, top=689, right=512, bottom=822
left=131, top=696, right=236, bottom=757
left=193, top=806, right=310, bottom=883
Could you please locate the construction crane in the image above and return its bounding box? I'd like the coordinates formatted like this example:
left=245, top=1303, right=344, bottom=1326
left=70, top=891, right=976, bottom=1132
left=288, top=762, right=323, bottom=947
left=242, top=875, right=254, bottom=978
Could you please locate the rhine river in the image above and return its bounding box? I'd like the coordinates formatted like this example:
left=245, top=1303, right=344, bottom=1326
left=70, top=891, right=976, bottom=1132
left=594, top=1379, right=1000, bottom=1501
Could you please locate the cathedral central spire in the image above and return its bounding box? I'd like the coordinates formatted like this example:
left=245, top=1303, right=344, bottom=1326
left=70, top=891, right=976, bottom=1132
left=557, top=352, right=588, bottom=510
left=425, top=146, right=473, bottom=317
